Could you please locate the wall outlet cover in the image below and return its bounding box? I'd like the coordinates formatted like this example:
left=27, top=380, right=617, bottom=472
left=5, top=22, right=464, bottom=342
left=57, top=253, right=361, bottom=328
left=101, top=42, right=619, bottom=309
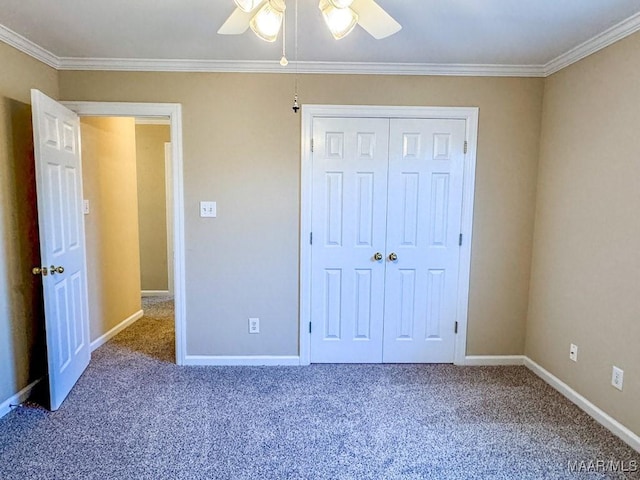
left=612, top=366, right=624, bottom=391
left=569, top=343, right=578, bottom=362
left=249, top=317, right=260, bottom=334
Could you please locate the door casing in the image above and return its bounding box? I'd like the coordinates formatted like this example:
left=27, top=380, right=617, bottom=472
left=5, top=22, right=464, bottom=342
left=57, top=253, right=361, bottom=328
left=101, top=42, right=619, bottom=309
left=300, top=105, right=479, bottom=366
left=62, top=101, right=187, bottom=365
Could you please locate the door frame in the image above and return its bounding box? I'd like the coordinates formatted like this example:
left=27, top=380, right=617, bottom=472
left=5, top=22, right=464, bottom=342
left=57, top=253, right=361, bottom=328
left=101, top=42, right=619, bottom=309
left=164, top=142, right=174, bottom=296
left=299, top=105, right=479, bottom=366
left=62, top=101, right=187, bottom=365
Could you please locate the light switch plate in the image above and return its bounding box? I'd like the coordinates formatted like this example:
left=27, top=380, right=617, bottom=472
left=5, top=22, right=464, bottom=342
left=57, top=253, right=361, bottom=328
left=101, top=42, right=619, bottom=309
left=200, top=201, right=217, bottom=218
left=83, top=199, right=90, bottom=215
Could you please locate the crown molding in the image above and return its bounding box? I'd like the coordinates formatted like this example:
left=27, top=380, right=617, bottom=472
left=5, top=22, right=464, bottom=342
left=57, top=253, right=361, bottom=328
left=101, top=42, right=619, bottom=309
left=2, top=11, right=640, bottom=78
left=544, top=11, right=640, bottom=76
left=0, top=23, right=59, bottom=69
left=57, top=56, right=546, bottom=77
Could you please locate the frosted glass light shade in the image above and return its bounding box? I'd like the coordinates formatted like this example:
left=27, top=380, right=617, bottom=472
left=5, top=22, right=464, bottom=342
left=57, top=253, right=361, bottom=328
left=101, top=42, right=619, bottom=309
left=319, top=0, right=359, bottom=40
left=234, top=0, right=262, bottom=13
left=328, top=0, right=354, bottom=8
left=250, top=0, right=286, bottom=42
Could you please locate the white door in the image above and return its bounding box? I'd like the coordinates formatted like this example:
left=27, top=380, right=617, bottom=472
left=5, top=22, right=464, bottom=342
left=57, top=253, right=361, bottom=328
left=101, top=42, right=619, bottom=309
left=310, top=118, right=390, bottom=362
left=382, top=119, right=466, bottom=363
left=31, top=89, right=90, bottom=410
left=310, top=116, right=466, bottom=363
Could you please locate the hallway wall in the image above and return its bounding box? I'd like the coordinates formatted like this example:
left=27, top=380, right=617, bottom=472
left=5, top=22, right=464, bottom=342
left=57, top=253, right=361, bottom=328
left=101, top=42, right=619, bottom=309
left=135, top=123, right=171, bottom=292
left=81, top=117, right=142, bottom=343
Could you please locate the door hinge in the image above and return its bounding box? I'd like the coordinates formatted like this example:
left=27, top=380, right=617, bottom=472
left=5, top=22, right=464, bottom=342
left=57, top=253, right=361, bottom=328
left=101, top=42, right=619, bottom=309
left=459, top=233, right=463, bottom=246
left=464, top=141, right=468, bottom=154
left=311, top=139, right=314, bottom=152
left=309, top=322, right=312, bottom=334
left=310, top=232, right=313, bottom=245
left=454, top=321, right=458, bottom=334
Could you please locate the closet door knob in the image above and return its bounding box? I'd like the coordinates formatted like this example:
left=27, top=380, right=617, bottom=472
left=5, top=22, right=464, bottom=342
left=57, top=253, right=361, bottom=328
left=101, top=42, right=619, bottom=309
left=388, top=252, right=398, bottom=262
left=373, top=252, right=383, bottom=261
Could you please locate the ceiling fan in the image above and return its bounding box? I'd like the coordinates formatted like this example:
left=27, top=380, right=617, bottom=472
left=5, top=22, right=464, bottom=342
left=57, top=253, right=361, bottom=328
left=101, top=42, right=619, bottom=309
left=218, top=0, right=402, bottom=42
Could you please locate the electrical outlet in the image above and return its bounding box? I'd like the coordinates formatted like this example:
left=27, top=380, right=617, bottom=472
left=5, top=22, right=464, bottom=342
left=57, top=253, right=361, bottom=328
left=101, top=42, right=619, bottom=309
left=569, top=343, right=578, bottom=362
left=249, top=317, right=260, bottom=334
left=612, top=366, right=624, bottom=391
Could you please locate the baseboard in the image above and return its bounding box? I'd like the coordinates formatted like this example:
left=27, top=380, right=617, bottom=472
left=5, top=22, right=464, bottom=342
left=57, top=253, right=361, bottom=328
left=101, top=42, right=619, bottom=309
left=141, top=290, right=171, bottom=297
left=464, top=355, right=526, bottom=366
left=524, top=357, right=640, bottom=453
left=183, top=355, right=301, bottom=366
left=0, top=378, right=42, bottom=419
left=90, top=309, right=144, bottom=351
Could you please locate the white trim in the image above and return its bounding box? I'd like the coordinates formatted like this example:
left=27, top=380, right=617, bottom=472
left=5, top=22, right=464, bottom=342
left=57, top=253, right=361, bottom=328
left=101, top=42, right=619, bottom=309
left=141, top=290, right=171, bottom=297
left=454, top=109, right=478, bottom=366
left=135, top=117, right=171, bottom=125
left=299, top=105, right=479, bottom=366
left=90, top=309, right=144, bottom=351
left=183, top=355, right=301, bottom=366
left=56, top=57, right=545, bottom=77
left=164, top=142, right=174, bottom=296
left=544, top=11, right=640, bottom=76
left=300, top=105, right=481, bottom=119
left=0, top=378, right=42, bottom=419
left=464, top=355, right=525, bottom=366
left=525, top=357, right=640, bottom=453
left=62, top=101, right=187, bottom=365
left=0, top=24, right=59, bottom=69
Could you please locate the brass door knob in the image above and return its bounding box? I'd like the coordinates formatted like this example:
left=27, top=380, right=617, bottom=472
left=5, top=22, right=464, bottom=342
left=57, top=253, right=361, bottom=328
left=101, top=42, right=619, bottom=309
left=50, top=265, right=64, bottom=274
left=388, top=252, right=398, bottom=261
left=32, top=266, right=48, bottom=276
left=373, top=252, right=383, bottom=261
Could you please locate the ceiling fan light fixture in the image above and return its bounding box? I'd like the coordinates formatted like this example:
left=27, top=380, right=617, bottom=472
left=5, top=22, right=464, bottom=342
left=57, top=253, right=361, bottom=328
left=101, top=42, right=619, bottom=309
left=319, top=0, right=359, bottom=40
left=250, top=0, right=286, bottom=42
left=327, top=0, right=354, bottom=8
left=234, top=0, right=262, bottom=13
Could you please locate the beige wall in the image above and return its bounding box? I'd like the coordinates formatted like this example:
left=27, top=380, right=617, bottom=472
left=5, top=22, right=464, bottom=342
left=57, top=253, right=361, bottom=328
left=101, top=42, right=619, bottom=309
left=81, top=117, right=142, bottom=342
left=0, top=42, right=58, bottom=405
left=527, top=32, right=640, bottom=434
left=135, top=124, right=170, bottom=292
left=60, top=72, right=544, bottom=356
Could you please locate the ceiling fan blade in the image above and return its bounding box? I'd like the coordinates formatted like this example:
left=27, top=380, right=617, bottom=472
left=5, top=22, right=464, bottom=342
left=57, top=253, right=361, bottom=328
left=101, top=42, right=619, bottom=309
left=217, top=7, right=253, bottom=35
left=351, top=0, right=402, bottom=39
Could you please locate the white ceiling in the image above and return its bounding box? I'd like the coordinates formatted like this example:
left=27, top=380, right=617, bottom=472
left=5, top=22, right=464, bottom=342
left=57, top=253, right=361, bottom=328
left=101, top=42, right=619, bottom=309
left=1, top=1, right=640, bottom=75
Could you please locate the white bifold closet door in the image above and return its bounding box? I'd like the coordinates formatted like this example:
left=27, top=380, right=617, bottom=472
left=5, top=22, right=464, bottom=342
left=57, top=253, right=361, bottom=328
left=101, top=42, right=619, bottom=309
left=310, top=116, right=466, bottom=363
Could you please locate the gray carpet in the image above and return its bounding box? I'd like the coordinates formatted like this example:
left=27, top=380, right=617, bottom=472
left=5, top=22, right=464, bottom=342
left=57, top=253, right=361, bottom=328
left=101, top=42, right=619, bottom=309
left=0, top=297, right=638, bottom=480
